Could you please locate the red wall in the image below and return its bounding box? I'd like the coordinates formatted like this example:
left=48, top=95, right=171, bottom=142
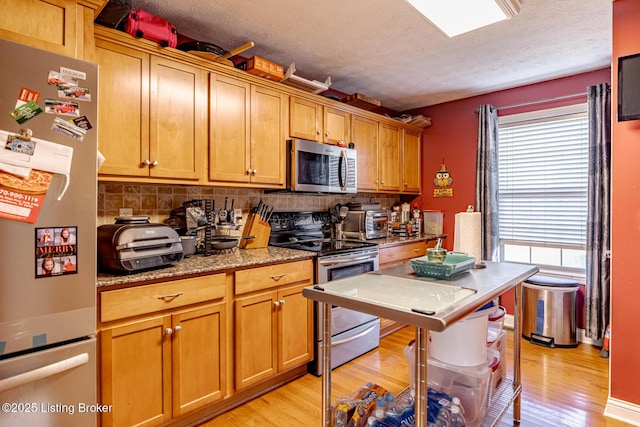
left=406, top=69, right=611, bottom=326
left=611, top=0, right=640, bottom=406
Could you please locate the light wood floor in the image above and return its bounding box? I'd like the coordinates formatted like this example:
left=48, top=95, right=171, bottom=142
left=201, top=327, right=630, bottom=426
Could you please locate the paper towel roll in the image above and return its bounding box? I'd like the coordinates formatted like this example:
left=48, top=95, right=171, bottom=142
left=454, top=212, right=482, bottom=262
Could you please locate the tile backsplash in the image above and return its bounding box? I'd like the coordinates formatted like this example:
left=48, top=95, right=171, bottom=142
left=98, top=182, right=400, bottom=226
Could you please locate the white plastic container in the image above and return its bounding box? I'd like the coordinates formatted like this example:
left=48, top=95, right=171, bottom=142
left=404, top=341, right=492, bottom=425
left=487, top=305, right=506, bottom=344
left=429, top=302, right=496, bottom=366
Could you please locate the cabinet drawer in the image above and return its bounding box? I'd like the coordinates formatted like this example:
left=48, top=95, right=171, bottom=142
left=235, top=260, right=313, bottom=295
left=100, top=274, right=226, bottom=322
left=379, top=241, right=427, bottom=266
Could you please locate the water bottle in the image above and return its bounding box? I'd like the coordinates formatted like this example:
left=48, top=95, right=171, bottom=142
left=451, top=396, right=465, bottom=418
left=450, top=404, right=466, bottom=427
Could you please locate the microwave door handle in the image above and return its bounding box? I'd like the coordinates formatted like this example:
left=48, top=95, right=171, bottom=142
left=338, top=150, right=347, bottom=191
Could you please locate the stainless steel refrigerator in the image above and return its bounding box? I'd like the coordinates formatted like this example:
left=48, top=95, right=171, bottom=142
left=0, top=39, right=98, bottom=426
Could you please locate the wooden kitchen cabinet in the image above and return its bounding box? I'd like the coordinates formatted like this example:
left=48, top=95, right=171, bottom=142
left=352, top=114, right=379, bottom=191
left=0, top=0, right=101, bottom=59
left=92, top=35, right=206, bottom=181
left=98, top=274, right=227, bottom=427
left=234, top=260, right=313, bottom=391
left=289, top=97, right=351, bottom=144
left=209, top=74, right=285, bottom=186
left=377, top=122, right=402, bottom=192
left=402, top=128, right=422, bottom=193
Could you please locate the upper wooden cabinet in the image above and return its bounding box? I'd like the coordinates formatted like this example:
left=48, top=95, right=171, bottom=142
left=402, top=128, right=422, bottom=194
left=352, top=114, right=379, bottom=192
left=377, top=122, right=402, bottom=192
left=290, top=97, right=351, bottom=144
left=0, top=0, right=102, bottom=59
left=209, top=74, right=286, bottom=187
left=92, top=38, right=206, bottom=181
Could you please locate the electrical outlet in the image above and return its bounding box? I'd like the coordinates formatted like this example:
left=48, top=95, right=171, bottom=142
left=119, top=208, right=133, bottom=216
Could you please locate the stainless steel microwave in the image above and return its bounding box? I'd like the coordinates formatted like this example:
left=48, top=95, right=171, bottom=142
left=288, top=138, right=357, bottom=193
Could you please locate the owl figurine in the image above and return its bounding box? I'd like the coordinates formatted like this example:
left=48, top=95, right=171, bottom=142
left=434, top=163, right=453, bottom=188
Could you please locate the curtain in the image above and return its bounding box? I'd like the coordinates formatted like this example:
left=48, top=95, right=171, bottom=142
left=476, top=104, right=500, bottom=262
left=585, top=83, right=611, bottom=340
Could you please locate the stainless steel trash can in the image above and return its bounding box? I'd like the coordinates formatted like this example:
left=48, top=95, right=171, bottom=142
left=522, top=274, right=579, bottom=348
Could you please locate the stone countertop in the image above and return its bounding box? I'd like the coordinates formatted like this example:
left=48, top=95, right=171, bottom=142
left=97, top=246, right=315, bottom=288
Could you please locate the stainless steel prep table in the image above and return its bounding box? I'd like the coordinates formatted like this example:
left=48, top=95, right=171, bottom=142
left=302, top=261, right=538, bottom=427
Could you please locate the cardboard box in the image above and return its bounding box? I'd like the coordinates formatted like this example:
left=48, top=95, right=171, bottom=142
left=245, top=56, right=284, bottom=81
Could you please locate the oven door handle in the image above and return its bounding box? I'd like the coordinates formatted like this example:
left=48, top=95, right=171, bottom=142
left=318, top=254, right=378, bottom=266
left=329, top=324, right=379, bottom=346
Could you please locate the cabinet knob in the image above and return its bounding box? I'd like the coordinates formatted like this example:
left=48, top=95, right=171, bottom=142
left=174, top=325, right=182, bottom=333
left=274, top=301, right=280, bottom=308
left=404, top=182, right=408, bottom=186
left=247, top=168, right=253, bottom=174
left=165, top=328, right=173, bottom=335
left=375, top=180, right=379, bottom=184
left=381, top=181, right=385, bottom=185
left=325, top=132, right=329, bottom=137
left=316, top=130, right=321, bottom=135
left=252, top=169, right=257, bottom=175
left=143, top=159, right=150, bottom=166
left=279, top=299, right=286, bottom=305
left=151, top=160, right=159, bottom=167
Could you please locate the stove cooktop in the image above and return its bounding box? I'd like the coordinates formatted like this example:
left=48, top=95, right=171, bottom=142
left=267, top=211, right=378, bottom=256
left=270, top=237, right=378, bottom=255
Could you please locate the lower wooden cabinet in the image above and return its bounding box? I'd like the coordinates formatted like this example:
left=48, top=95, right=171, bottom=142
left=98, top=274, right=227, bottom=427
left=234, top=260, right=314, bottom=391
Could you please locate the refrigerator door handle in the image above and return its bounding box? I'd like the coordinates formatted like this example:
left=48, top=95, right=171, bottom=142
left=0, top=352, right=89, bottom=393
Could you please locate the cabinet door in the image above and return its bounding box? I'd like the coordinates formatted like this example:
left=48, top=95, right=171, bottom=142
left=352, top=115, right=379, bottom=191
left=290, top=97, right=322, bottom=141
left=209, top=74, right=251, bottom=183
left=93, top=40, right=150, bottom=177
left=277, top=284, right=313, bottom=371
left=323, top=107, right=351, bottom=145
left=172, top=303, right=227, bottom=416
left=0, top=0, right=80, bottom=58
left=100, top=316, right=172, bottom=427
left=378, top=122, right=402, bottom=192
left=234, top=291, right=277, bottom=390
left=402, top=128, right=422, bottom=193
left=250, top=85, right=286, bottom=185
left=149, top=56, right=205, bottom=180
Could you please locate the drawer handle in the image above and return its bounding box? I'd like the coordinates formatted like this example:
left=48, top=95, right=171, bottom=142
left=413, top=249, right=420, bottom=252
left=269, top=273, right=286, bottom=281
left=157, top=292, right=184, bottom=300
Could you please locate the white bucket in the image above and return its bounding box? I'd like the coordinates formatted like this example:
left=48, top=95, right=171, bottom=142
left=430, top=303, right=495, bottom=366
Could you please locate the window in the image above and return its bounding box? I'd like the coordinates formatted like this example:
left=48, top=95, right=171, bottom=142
left=498, top=104, right=588, bottom=275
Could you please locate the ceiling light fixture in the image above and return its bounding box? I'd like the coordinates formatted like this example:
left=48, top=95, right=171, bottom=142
left=405, top=0, right=522, bottom=37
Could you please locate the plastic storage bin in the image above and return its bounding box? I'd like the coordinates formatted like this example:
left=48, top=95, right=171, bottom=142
left=522, top=274, right=579, bottom=348
left=429, top=301, right=496, bottom=366
left=404, top=341, right=492, bottom=426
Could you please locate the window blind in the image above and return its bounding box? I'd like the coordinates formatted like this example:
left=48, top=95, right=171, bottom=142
left=498, top=109, right=588, bottom=247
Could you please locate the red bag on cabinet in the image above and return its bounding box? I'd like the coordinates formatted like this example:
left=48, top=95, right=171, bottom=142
left=125, top=9, right=177, bottom=48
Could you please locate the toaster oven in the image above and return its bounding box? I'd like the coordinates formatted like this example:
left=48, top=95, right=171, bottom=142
left=342, top=210, right=388, bottom=240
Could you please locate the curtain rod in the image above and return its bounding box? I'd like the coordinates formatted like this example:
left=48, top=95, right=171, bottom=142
left=497, top=92, right=586, bottom=110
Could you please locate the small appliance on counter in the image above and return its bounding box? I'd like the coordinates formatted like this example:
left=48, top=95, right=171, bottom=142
left=97, top=216, right=184, bottom=274
left=342, top=209, right=389, bottom=240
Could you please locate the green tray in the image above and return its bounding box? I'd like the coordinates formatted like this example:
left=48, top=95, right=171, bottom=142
left=410, top=253, right=476, bottom=279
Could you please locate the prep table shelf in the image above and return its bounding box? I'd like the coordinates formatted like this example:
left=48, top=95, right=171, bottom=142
left=303, top=261, right=538, bottom=427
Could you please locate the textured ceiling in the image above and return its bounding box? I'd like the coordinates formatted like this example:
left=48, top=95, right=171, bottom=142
left=130, top=0, right=612, bottom=112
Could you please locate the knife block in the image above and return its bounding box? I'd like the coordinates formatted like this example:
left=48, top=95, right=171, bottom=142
left=239, top=212, right=270, bottom=249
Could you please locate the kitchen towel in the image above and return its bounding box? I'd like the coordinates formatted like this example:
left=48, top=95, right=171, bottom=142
left=453, top=211, right=482, bottom=262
